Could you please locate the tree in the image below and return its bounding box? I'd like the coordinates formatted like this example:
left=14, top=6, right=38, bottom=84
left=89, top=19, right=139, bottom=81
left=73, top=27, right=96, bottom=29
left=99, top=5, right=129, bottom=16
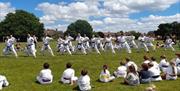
left=0, top=10, right=44, bottom=41
left=154, top=21, right=180, bottom=39
left=64, top=20, right=93, bottom=38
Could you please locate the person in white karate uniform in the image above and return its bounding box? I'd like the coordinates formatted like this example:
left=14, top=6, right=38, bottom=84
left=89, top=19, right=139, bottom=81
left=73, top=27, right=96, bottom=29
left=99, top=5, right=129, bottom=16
left=75, top=33, right=87, bottom=54
left=174, top=53, right=180, bottom=75
left=164, top=61, right=178, bottom=80
left=61, top=63, right=78, bottom=85
left=36, top=63, right=53, bottom=84
left=99, top=65, right=115, bottom=82
left=25, top=34, right=36, bottom=58
left=148, top=62, right=162, bottom=82
left=138, top=34, right=149, bottom=52
left=78, top=69, right=91, bottom=91
left=113, top=61, right=127, bottom=78
left=104, top=34, right=116, bottom=54
left=57, top=37, right=65, bottom=54
left=116, top=33, right=131, bottom=54
left=3, top=36, right=18, bottom=58
left=125, top=57, right=138, bottom=71
left=83, top=34, right=90, bottom=51
left=0, top=75, right=9, bottom=90
left=150, top=57, right=161, bottom=72
left=145, top=36, right=156, bottom=51
left=66, top=34, right=75, bottom=52
left=90, top=35, right=101, bottom=54
left=62, top=36, right=73, bottom=55
left=127, top=35, right=138, bottom=49
left=159, top=55, right=169, bottom=73
left=143, top=55, right=151, bottom=64
left=41, top=34, right=54, bottom=56
left=164, top=36, right=175, bottom=51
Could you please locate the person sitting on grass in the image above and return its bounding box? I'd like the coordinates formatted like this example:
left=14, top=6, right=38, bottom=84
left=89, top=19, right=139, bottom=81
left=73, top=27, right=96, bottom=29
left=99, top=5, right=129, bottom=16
left=148, top=62, right=162, bottom=82
left=99, top=65, right=115, bottom=82
left=0, top=75, right=9, bottom=90
left=78, top=69, right=91, bottom=91
left=113, top=61, right=127, bottom=78
left=139, top=63, right=151, bottom=84
left=124, top=65, right=140, bottom=86
left=150, top=57, right=160, bottom=73
left=174, top=53, right=180, bottom=75
left=125, top=57, right=138, bottom=71
left=36, top=63, right=53, bottom=84
left=162, top=61, right=177, bottom=80
left=159, top=55, right=169, bottom=73
left=60, top=62, right=78, bottom=85
left=143, top=55, right=150, bottom=64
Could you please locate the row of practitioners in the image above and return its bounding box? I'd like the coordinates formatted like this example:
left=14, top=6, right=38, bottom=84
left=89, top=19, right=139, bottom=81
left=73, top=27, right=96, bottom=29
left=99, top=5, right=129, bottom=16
left=3, top=33, right=175, bottom=58
left=0, top=54, right=179, bottom=90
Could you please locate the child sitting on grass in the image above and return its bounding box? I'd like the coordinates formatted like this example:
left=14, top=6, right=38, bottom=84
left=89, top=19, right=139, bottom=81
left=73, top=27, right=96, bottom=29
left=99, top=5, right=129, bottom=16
left=36, top=63, right=53, bottom=84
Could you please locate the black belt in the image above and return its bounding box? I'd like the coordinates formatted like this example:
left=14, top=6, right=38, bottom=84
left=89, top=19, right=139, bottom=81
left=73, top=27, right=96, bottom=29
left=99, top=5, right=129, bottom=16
left=152, top=75, right=160, bottom=78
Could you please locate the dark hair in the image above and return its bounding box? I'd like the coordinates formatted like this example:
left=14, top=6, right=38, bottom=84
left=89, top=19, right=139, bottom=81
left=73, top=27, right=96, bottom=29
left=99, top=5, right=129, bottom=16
left=81, top=69, right=88, bottom=76
left=160, top=55, right=166, bottom=59
left=143, top=55, right=149, bottom=60
left=43, top=63, right=49, bottom=69
left=66, top=62, right=72, bottom=68
left=120, top=61, right=125, bottom=65
left=151, top=57, right=156, bottom=61
left=103, top=65, right=108, bottom=73
left=125, top=57, right=130, bottom=62
left=141, top=63, right=149, bottom=71
left=128, top=65, right=137, bottom=74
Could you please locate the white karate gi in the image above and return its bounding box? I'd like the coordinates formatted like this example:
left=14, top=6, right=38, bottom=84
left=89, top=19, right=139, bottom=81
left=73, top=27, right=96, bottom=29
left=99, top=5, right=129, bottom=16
left=75, top=36, right=87, bottom=54
left=61, top=68, right=78, bottom=84
left=127, top=36, right=138, bottom=49
left=78, top=75, right=91, bottom=91
left=145, top=37, right=155, bottom=51
left=0, top=75, right=9, bottom=90
left=36, top=69, right=53, bottom=84
left=138, top=36, right=149, bottom=52
left=104, top=37, right=115, bottom=54
left=165, top=65, right=177, bottom=80
left=149, top=67, right=162, bottom=81
left=175, top=58, right=180, bottom=75
left=159, top=59, right=169, bottom=73
left=41, top=36, right=54, bottom=56
left=113, top=65, right=127, bottom=78
left=3, top=38, right=18, bottom=57
left=26, top=37, right=36, bottom=58
left=164, top=38, right=175, bottom=51
left=117, top=36, right=131, bottom=53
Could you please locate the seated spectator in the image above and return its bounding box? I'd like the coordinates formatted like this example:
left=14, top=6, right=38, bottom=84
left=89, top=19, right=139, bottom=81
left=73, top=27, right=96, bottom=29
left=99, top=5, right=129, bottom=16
left=0, top=75, right=9, bottom=90
left=61, top=63, right=78, bottom=85
left=139, top=63, right=151, bottom=84
left=159, top=55, right=169, bottom=73
left=78, top=69, right=91, bottom=91
left=124, top=65, right=140, bottom=86
left=125, top=57, right=138, bottom=71
left=36, top=63, right=53, bottom=84
left=162, top=61, right=177, bottom=80
left=148, top=62, right=162, bottom=82
left=99, top=65, right=115, bottom=82
left=113, top=61, right=127, bottom=78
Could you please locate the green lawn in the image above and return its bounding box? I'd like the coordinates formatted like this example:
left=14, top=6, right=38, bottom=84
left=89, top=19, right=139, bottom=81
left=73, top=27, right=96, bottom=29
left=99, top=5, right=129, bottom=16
left=0, top=42, right=180, bottom=91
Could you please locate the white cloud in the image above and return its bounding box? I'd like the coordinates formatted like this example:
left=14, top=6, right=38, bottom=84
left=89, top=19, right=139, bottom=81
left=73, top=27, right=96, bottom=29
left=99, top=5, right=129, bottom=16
left=36, top=0, right=179, bottom=32
left=0, top=2, right=15, bottom=21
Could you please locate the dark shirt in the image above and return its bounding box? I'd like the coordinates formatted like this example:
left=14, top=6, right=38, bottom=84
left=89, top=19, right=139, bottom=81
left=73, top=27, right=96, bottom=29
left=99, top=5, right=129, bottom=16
left=139, top=70, right=151, bottom=79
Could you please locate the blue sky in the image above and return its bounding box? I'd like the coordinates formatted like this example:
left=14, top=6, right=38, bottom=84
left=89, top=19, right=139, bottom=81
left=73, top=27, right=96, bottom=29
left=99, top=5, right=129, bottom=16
left=0, top=0, right=180, bottom=32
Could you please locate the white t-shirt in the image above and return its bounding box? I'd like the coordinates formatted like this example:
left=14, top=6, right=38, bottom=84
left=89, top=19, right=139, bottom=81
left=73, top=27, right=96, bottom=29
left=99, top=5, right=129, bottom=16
left=78, top=75, right=91, bottom=91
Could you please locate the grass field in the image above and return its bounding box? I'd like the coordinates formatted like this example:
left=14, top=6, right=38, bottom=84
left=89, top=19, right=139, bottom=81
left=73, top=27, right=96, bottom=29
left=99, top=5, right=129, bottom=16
left=0, top=41, right=180, bottom=91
